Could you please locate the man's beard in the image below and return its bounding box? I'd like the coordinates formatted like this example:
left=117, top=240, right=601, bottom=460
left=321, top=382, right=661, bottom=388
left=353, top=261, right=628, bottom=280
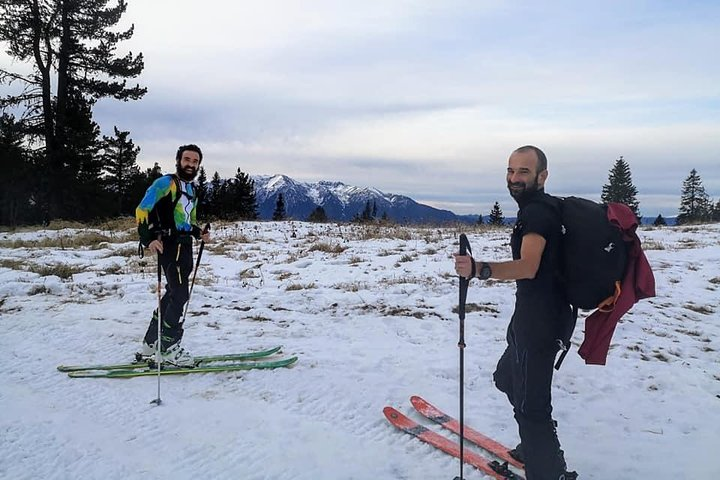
left=508, top=175, right=540, bottom=203
left=176, top=164, right=198, bottom=181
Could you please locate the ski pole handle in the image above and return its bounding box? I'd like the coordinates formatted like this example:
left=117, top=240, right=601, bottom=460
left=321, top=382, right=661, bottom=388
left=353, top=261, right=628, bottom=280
left=458, top=234, right=472, bottom=321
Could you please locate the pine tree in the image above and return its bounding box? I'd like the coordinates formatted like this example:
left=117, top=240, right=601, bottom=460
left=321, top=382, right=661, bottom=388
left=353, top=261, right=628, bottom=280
left=63, top=92, right=108, bottom=221
left=601, top=156, right=640, bottom=219
left=653, top=214, right=667, bottom=227
left=0, top=0, right=146, bottom=222
left=195, top=167, right=208, bottom=219
left=307, top=206, right=328, bottom=223
left=713, top=200, right=720, bottom=222
left=207, top=171, right=223, bottom=218
left=359, top=200, right=373, bottom=222
left=488, top=202, right=504, bottom=226
left=476, top=213, right=484, bottom=226
left=0, top=113, right=38, bottom=226
left=101, top=126, right=140, bottom=216
left=232, top=168, right=258, bottom=220
left=677, top=169, right=711, bottom=225
left=146, top=162, right=163, bottom=182
left=272, top=193, right=286, bottom=221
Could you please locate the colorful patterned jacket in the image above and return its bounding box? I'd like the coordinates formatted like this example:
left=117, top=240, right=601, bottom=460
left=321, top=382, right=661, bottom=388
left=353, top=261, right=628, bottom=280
left=136, top=174, right=202, bottom=247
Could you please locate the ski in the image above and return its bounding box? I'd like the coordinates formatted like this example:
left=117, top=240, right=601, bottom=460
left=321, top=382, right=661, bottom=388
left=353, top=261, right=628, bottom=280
left=57, top=346, right=282, bottom=372
left=383, top=406, right=523, bottom=480
left=67, top=356, right=298, bottom=378
left=411, top=395, right=524, bottom=470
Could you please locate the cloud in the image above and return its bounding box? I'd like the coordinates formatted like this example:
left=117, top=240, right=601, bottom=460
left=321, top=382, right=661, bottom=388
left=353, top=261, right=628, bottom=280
left=84, top=0, right=720, bottom=218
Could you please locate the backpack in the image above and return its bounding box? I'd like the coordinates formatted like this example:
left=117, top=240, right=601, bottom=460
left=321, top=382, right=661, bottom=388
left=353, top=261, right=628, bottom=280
left=557, top=196, right=628, bottom=310
left=541, top=196, right=631, bottom=369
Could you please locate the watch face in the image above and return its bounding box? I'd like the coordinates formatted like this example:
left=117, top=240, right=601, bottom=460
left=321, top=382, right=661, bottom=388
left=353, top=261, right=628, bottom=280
left=480, top=263, right=491, bottom=279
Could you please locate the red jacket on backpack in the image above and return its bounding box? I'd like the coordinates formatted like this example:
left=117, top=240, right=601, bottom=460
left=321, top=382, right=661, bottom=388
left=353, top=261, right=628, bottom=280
left=577, top=203, right=656, bottom=365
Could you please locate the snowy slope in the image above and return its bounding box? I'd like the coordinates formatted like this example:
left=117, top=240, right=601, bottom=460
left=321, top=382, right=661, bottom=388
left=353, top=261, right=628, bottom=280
left=1, top=221, right=719, bottom=480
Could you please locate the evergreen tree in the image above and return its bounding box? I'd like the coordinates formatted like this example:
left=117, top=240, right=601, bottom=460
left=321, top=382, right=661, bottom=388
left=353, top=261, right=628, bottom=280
left=195, top=167, right=208, bottom=218
left=713, top=200, right=720, bottom=222
left=0, top=113, right=38, bottom=226
left=63, top=92, right=109, bottom=221
left=145, top=162, right=163, bottom=182
left=372, top=200, right=378, bottom=218
left=601, top=156, right=640, bottom=219
left=307, top=206, right=328, bottom=223
left=677, top=169, right=711, bottom=224
left=488, top=202, right=504, bottom=226
left=359, top=200, right=373, bottom=222
left=232, top=168, right=258, bottom=220
left=0, top=0, right=146, bottom=222
left=206, top=171, right=223, bottom=218
left=272, top=193, right=286, bottom=221
left=101, top=126, right=140, bottom=216
left=380, top=211, right=390, bottom=223
left=476, top=213, right=484, bottom=225
left=653, top=214, right=667, bottom=227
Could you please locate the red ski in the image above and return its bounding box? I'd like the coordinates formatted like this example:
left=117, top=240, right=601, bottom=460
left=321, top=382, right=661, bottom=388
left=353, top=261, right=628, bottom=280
left=410, top=395, right=524, bottom=470
left=383, top=406, right=523, bottom=479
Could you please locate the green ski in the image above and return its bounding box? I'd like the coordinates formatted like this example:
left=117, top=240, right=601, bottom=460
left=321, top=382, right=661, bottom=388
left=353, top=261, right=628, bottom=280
left=67, top=356, right=298, bottom=378
left=58, top=346, right=282, bottom=372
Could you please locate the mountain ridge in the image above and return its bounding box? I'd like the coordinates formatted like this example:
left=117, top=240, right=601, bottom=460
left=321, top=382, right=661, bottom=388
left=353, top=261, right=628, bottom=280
left=252, top=174, right=472, bottom=224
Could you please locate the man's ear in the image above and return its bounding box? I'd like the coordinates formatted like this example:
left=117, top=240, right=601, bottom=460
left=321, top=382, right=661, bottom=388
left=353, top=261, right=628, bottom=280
left=538, top=169, right=549, bottom=187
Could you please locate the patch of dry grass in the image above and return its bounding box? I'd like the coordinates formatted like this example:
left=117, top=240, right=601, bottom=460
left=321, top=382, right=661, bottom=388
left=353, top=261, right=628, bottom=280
left=333, top=281, right=369, bottom=292
left=684, top=303, right=715, bottom=315
left=379, top=275, right=436, bottom=286
left=0, top=231, right=134, bottom=249
left=398, top=254, right=415, bottom=263
left=452, top=302, right=501, bottom=315
left=0, top=259, right=85, bottom=279
left=0, top=258, right=23, bottom=270
left=308, top=242, right=347, bottom=254
left=642, top=240, right=665, bottom=250
left=30, top=263, right=85, bottom=279
left=285, top=282, right=316, bottom=291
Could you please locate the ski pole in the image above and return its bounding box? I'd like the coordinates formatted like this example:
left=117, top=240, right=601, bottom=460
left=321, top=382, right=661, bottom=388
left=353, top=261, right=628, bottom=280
left=151, top=233, right=163, bottom=406
left=454, top=234, right=472, bottom=480
left=181, top=223, right=211, bottom=325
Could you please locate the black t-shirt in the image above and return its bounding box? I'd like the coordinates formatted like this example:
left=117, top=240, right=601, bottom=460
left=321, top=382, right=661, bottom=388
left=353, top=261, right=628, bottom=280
left=509, top=191, right=570, bottom=346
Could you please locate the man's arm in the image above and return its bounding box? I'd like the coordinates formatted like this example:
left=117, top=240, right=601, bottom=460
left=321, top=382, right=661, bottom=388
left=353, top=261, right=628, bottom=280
left=136, top=176, right=171, bottom=250
left=455, top=233, right=546, bottom=281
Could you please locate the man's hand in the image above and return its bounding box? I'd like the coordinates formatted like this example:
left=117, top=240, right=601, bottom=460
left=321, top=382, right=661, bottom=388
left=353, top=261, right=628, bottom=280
left=454, top=254, right=475, bottom=280
left=147, top=239, right=163, bottom=255
left=201, top=231, right=212, bottom=243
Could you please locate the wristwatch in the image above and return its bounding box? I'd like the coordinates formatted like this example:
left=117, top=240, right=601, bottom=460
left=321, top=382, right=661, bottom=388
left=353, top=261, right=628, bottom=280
left=478, top=262, right=492, bottom=280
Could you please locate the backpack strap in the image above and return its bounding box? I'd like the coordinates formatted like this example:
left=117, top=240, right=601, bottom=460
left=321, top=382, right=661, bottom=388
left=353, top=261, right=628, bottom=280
left=170, top=174, right=183, bottom=210
left=554, top=306, right=578, bottom=370
left=597, top=281, right=622, bottom=312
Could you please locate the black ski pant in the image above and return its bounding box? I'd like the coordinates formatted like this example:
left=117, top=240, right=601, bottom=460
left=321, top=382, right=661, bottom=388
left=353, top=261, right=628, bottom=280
left=144, top=238, right=193, bottom=350
left=493, top=330, right=567, bottom=480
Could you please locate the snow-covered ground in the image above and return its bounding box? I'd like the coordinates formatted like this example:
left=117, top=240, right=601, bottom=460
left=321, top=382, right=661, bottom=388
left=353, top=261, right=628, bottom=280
left=1, top=220, right=719, bottom=480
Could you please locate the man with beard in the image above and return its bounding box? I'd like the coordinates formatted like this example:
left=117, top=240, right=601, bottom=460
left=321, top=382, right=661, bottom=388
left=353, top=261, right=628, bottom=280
left=455, top=145, right=577, bottom=479
left=136, top=144, right=211, bottom=366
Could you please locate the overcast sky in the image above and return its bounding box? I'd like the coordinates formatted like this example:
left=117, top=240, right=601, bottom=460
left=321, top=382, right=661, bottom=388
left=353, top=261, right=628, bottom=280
left=87, top=1, right=720, bottom=216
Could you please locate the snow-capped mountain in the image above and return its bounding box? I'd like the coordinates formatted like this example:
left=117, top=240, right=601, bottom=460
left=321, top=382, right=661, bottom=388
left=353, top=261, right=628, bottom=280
left=252, top=174, right=465, bottom=223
